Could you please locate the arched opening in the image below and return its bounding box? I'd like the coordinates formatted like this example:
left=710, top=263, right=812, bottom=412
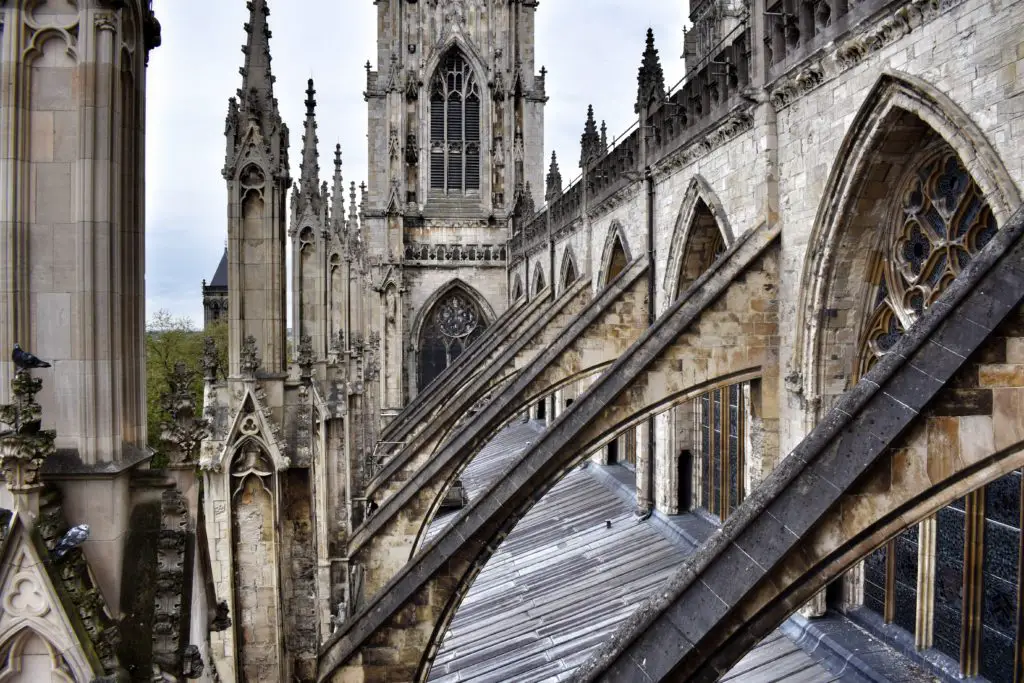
left=511, top=274, right=524, bottom=302
left=676, top=198, right=725, bottom=296
left=852, top=141, right=1006, bottom=679
left=429, top=49, right=481, bottom=194
left=0, top=629, right=74, bottom=682
left=532, top=266, right=546, bottom=297
left=561, top=249, right=578, bottom=291
left=418, top=287, right=488, bottom=390
left=800, top=79, right=1018, bottom=677
left=607, top=235, right=628, bottom=283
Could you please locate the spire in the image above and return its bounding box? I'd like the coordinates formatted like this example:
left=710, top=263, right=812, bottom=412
left=298, top=78, right=320, bottom=194
left=635, top=28, right=666, bottom=113
left=237, top=0, right=279, bottom=124
left=601, top=120, right=608, bottom=149
left=546, top=151, right=563, bottom=202
left=332, top=144, right=346, bottom=232
left=580, top=105, right=602, bottom=169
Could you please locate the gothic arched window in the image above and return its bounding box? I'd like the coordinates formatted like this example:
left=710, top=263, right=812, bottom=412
left=856, top=149, right=997, bottom=377
left=430, top=50, right=481, bottom=194
left=418, top=290, right=487, bottom=389
left=855, top=146, right=1019, bottom=681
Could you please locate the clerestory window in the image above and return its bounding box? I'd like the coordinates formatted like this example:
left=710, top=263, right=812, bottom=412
left=430, top=51, right=481, bottom=194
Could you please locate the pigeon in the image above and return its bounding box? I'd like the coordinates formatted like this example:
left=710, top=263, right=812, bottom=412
left=12, top=344, right=51, bottom=370
left=53, top=524, right=89, bottom=560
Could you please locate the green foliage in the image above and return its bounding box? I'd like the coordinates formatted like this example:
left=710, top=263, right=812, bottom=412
left=145, top=311, right=228, bottom=466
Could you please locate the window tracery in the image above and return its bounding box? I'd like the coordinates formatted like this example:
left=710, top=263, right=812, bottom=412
left=430, top=50, right=481, bottom=193
left=857, top=149, right=997, bottom=377
left=418, top=290, right=487, bottom=389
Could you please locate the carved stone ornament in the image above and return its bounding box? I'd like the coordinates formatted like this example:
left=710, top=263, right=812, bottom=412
left=158, top=362, right=211, bottom=466
left=201, top=336, right=220, bottom=381
left=239, top=335, right=261, bottom=378
left=296, top=334, right=315, bottom=378
left=0, top=371, right=56, bottom=494
left=182, top=644, right=204, bottom=679
left=210, top=600, right=232, bottom=632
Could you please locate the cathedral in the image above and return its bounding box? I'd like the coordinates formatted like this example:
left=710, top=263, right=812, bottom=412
left=2, top=0, right=1024, bottom=682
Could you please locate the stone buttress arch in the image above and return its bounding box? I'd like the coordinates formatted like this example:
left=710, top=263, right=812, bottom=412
left=794, top=70, right=1022, bottom=427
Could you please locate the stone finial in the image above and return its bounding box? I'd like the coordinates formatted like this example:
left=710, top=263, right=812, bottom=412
left=158, top=362, right=210, bottom=467
left=240, top=335, right=261, bottom=379
left=635, top=28, right=666, bottom=114
left=580, top=105, right=602, bottom=169
left=201, top=336, right=220, bottom=381
left=0, top=371, right=57, bottom=515
left=601, top=120, right=608, bottom=149
left=296, top=334, right=315, bottom=379
left=546, top=151, right=563, bottom=202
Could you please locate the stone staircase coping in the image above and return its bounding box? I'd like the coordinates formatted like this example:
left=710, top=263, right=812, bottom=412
left=572, top=203, right=1024, bottom=681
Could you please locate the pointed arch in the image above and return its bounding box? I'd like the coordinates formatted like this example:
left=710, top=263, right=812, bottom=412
left=663, top=176, right=733, bottom=304
left=510, top=273, right=524, bottom=302
left=559, top=246, right=579, bottom=292
left=532, top=263, right=547, bottom=297
left=414, top=280, right=495, bottom=390
left=0, top=628, right=74, bottom=683
left=598, top=221, right=632, bottom=288
left=795, top=71, right=1021, bottom=419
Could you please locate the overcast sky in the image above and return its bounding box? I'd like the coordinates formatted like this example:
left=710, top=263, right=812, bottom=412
left=145, top=1, right=688, bottom=326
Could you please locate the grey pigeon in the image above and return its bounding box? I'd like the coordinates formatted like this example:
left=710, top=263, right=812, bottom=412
left=53, top=524, right=89, bottom=559
left=12, top=344, right=51, bottom=370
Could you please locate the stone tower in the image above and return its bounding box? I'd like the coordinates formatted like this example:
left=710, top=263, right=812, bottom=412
left=363, top=0, right=547, bottom=415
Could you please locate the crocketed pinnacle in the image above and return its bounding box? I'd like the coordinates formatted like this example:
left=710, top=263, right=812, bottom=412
left=332, top=144, right=345, bottom=232
left=546, top=151, right=563, bottom=201
left=237, top=0, right=279, bottom=123
left=636, top=27, right=666, bottom=113
left=580, top=105, right=602, bottom=169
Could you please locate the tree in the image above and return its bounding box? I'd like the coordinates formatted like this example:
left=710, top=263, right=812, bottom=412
left=145, top=311, right=228, bottom=465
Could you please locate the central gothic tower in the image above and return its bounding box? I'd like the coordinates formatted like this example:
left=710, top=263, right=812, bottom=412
left=364, top=0, right=546, bottom=417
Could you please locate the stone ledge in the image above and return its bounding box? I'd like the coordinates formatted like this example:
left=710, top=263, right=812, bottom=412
left=41, top=445, right=153, bottom=478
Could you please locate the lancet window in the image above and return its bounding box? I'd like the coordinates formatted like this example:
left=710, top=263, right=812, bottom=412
left=430, top=51, right=481, bottom=193
left=694, top=382, right=746, bottom=522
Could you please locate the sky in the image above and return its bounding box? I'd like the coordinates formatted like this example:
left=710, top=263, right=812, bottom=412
left=145, top=1, right=688, bottom=326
